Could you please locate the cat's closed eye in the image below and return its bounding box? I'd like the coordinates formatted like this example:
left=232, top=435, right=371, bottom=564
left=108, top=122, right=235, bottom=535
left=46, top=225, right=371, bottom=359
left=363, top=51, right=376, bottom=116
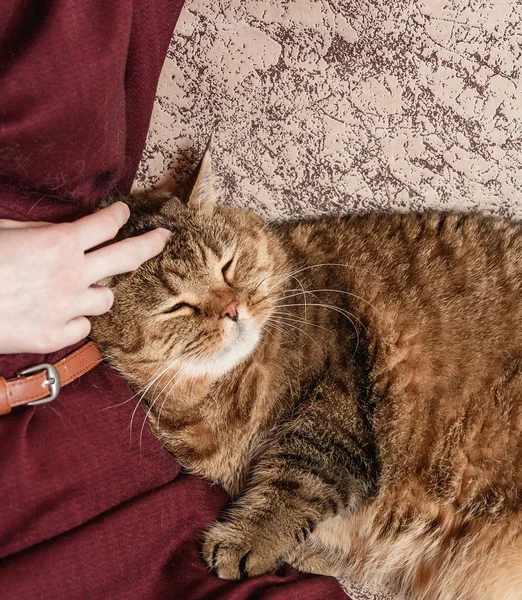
left=222, top=258, right=234, bottom=282
left=163, top=302, right=193, bottom=315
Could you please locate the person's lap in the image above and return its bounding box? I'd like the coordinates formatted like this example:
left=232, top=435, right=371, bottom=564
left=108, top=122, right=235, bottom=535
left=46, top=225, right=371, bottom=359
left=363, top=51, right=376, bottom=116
left=0, top=363, right=342, bottom=598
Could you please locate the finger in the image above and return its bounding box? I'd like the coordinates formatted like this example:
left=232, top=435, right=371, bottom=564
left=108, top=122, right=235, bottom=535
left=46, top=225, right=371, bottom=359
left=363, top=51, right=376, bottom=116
left=85, top=228, right=172, bottom=282
left=0, top=219, right=52, bottom=229
left=61, top=317, right=92, bottom=347
left=68, top=202, right=130, bottom=250
left=75, top=285, right=114, bottom=317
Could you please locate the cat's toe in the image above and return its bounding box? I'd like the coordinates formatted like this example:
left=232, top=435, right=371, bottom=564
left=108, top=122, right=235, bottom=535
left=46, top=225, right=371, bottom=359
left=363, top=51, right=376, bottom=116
left=202, top=522, right=281, bottom=580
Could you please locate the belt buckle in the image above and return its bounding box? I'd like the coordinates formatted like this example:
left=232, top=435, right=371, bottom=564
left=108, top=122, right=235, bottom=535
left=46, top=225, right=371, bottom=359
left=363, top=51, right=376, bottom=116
left=16, top=363, right=62, bottom=405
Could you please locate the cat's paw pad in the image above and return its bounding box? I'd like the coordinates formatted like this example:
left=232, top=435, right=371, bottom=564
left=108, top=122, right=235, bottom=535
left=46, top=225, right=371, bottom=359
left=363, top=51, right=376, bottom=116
left=202, top=521, right=282, bottom=580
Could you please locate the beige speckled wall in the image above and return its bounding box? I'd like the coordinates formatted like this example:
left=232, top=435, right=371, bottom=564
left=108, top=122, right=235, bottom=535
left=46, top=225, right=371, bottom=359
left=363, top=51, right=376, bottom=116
left=134, top=1, right=522, bottom=598
left=135, top=0, right=521, bottom=222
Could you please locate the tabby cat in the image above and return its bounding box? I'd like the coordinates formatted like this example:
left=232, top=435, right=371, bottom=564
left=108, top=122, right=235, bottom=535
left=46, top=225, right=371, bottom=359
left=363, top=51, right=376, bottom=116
left=91, top=152, right=522, bottom=600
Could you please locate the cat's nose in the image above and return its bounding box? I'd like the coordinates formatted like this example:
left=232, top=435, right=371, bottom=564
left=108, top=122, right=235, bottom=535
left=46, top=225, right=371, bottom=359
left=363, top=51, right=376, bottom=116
left=221, top=300, right=239, bottom=322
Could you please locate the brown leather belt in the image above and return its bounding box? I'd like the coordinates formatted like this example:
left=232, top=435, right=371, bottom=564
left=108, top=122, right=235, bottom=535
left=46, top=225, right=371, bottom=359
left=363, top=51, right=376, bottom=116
left=0, top=342, right=102, bottom=415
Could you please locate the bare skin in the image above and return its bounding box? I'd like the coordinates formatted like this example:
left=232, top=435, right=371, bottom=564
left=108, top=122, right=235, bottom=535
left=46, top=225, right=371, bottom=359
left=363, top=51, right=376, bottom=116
left=0, top=201, right=171, bottom=354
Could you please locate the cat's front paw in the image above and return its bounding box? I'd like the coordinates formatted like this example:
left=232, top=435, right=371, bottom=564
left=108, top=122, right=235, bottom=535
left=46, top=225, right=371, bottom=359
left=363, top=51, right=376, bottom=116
left=202, top=519, right=283, bottom=580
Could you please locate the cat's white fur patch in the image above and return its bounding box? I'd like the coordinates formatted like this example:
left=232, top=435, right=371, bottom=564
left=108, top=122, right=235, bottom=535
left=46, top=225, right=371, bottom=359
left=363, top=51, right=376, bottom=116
left=181, top=307, right=261, bottom=378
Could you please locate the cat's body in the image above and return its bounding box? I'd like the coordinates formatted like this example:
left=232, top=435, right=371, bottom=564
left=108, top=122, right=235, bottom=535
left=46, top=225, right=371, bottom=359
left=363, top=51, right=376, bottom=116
left=91, top=155, right=522, bottom=600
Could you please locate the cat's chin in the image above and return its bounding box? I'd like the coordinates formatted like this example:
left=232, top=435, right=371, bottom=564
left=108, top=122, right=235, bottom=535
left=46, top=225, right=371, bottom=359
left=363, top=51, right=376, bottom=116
left=179, top=321, right=261, bottom=379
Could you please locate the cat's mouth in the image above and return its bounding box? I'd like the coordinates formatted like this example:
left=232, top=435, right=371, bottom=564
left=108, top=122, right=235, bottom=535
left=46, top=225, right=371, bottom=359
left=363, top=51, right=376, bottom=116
left=180, top=307, right=262, bottom=379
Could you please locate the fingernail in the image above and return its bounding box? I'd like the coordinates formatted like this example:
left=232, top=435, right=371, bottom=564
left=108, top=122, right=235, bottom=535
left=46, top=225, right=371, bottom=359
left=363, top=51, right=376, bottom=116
left=117, top=201, right=130, bottom=219
left=157, top=228, right=172, bottom=243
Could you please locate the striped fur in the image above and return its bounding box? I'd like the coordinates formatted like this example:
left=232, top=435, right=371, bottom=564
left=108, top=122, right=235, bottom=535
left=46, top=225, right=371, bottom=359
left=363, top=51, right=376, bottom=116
left=91, top=157, right=522, bottom=599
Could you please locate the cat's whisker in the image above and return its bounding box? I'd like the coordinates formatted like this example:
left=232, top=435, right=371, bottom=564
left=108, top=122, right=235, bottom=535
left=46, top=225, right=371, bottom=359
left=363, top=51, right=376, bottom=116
left=100, top=357, right=168, bottom=412
left=264, top=262, right=382, bottom=295
left=128, top=362, right=177, bottom=439
left=129, top=354, right=190, bottom=444
left=289, top=275, right=308, bottom=324
left=155, top=348, right=212, bottom=435
left=101, top=386, right=145, bottom=411
left=250, top=265, right=291, bottom=296
left=276, top=301, right=366, bottom=332
left=270, top=314, right=329, bottom=341
left=153, top=347, right=208, bottom=405
left=139, top=350, right=206, bottom=455
left=275, top=301, right=363, bottom=356
left=266, top=316, right=323, bottom=353
left=262, top=320, right=290, bottom=342
left=273, top=288, right=382, bottom=316
left=250, top=290, right=289, bottom=308
left=154, top=372, right=186, bottom=435
left=261, top=327, right=278, bottom=344
left=148, top=362, right=183, bottom=408
left=270, top=310, right=335, bottom=336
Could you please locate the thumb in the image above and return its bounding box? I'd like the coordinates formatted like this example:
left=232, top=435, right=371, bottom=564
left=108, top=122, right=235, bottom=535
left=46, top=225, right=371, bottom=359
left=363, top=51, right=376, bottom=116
left=0, top=219, right=52, bottom=230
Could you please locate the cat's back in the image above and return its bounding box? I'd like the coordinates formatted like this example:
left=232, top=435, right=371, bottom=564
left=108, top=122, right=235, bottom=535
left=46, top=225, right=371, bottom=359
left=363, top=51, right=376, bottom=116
left=276, top=213, right=522, bottom=600
left=278, top=211, right=522, bottom=496
left=279, top=211, right=522, bottom=354
left=281, top=211, right=522, bottom=293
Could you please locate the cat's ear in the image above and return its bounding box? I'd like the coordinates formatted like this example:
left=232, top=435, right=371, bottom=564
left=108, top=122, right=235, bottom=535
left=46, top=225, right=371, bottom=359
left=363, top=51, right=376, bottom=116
left=187, top=149, right=216, bottom=216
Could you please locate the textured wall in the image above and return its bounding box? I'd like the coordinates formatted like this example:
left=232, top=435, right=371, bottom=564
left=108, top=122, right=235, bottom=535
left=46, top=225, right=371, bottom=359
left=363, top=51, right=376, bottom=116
left=134, top=1, right=522, bottom=598
left=135, top=0, right=522, bottom=222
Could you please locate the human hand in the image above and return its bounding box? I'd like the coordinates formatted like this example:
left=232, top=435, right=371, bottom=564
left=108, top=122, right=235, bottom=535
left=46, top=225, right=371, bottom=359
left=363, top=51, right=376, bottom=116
left=0, top=202, right=171, bottom=354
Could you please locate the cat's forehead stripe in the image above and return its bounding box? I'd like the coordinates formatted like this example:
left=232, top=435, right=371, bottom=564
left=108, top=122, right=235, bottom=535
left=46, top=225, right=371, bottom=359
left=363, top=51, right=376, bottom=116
left=204, top=235, right=224, bottom=259
left=156, top=270, right=181, bottom=295
left=194, top=240, right=210, bottom=266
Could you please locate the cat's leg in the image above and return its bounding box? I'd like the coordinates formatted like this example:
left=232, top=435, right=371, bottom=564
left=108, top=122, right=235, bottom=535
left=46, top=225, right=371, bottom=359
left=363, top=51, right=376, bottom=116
left=285, top=519, right=350, bottom=577
left=202, top=377, right=378, bottom=579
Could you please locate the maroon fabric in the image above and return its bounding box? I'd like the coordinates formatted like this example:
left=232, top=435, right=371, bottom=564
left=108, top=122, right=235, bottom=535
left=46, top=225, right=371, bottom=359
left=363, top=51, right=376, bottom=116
left=0, top=1, right=346, bottom=598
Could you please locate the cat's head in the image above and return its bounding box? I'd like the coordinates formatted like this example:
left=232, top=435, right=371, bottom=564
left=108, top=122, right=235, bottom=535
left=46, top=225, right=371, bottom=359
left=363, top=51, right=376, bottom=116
left=90, top=151, right=287, bottom=383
